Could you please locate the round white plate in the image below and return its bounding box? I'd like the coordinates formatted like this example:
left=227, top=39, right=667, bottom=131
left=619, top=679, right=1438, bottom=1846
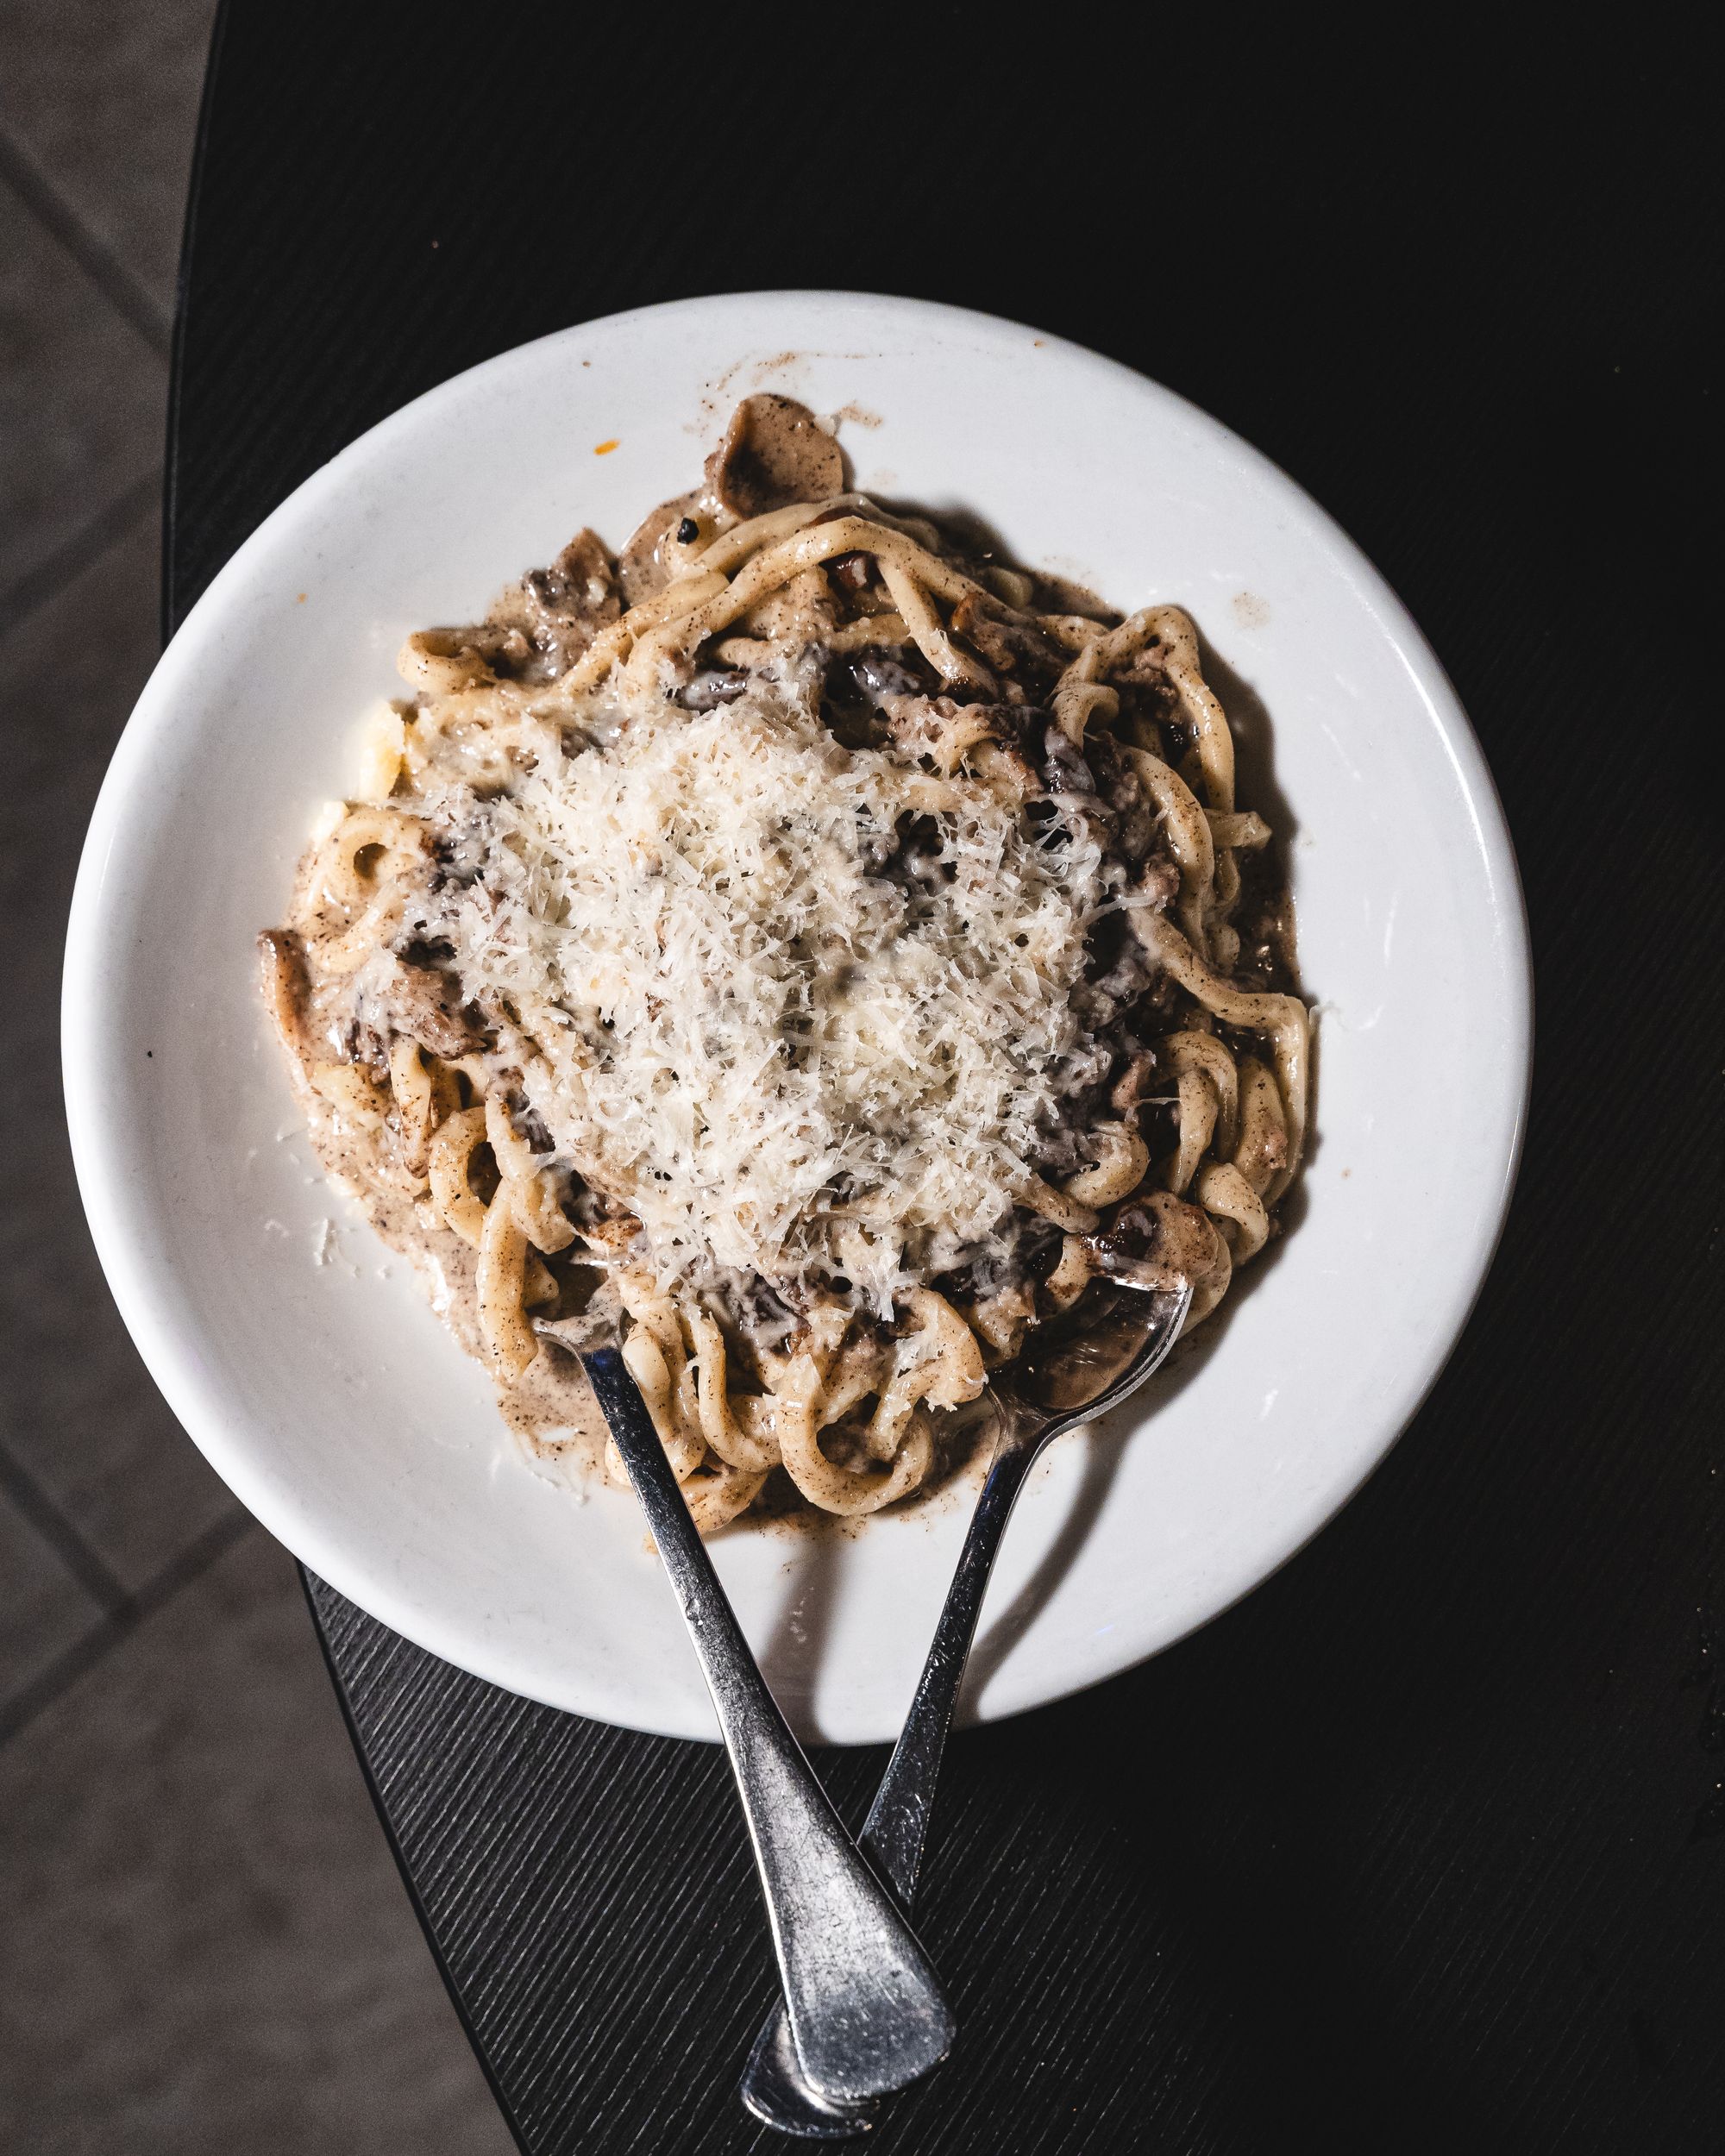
left=63, top=292, right=1530, bottom=1744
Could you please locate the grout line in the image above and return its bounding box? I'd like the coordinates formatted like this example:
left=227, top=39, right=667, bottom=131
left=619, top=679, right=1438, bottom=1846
left=0, top=1508, right=254, bottom=1751
left=0, top=469, right=161, bottom=642
left=0, top=124, right=172, bottom=359
left=0, top=1445, right=129, bottom=1616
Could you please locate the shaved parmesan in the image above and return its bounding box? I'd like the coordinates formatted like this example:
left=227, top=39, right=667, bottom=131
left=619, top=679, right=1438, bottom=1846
left=425, top=674, right=1117, bottom=1316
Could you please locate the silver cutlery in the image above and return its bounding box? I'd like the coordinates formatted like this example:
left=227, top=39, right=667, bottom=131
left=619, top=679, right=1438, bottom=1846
left=737, top=1281, right=1193, bottom=2137
left=579, top=1345, right=956, bottom=2107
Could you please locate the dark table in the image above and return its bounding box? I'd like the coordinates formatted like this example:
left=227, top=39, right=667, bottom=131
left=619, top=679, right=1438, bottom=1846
left=167, top=11, right=1719, bottom=2151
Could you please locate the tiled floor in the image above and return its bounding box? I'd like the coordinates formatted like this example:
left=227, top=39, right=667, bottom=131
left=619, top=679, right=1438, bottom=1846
left=0, top=8, right=513, bottom=2148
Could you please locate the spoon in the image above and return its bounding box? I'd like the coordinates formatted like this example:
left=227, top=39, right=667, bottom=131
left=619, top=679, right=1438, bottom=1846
left=578, top=1346, right=955, bottom=2107
left=737, top=1279, right=1194, bottom=2137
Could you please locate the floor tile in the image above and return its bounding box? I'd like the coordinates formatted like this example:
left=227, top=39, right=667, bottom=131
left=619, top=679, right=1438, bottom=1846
left=0, top=511, right=242, bottom=1589
left=0, top=1526, right=515, bottom=2155
left=0, top=0, right=216, bottom=321
left=0, top=178, right=166, bottom=604
left=0, top=1491, right=104, bottom=1703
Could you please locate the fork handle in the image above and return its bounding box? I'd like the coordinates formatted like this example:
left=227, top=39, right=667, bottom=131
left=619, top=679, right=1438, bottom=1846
left=582, top=1350, right=955, bottom=2108
left=739, top=1408, right=1044, bottom=2137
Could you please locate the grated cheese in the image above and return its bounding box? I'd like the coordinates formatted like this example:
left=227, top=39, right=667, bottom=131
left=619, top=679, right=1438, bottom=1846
left=428, top=675, right=1118, bottom=1316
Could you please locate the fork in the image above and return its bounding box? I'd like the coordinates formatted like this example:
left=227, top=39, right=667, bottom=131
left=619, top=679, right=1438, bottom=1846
left=737, top=1281, right=1193, bottom=2137
left=579, top=1346, right=955, bottom=2108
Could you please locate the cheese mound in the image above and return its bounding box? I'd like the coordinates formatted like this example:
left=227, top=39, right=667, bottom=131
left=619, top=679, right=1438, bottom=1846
left=438, top=685, right=1113, bottom=1315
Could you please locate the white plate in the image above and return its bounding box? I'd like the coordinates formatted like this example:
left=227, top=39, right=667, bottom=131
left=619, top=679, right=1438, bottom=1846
left=63, top=292, right=1530, bottom=1744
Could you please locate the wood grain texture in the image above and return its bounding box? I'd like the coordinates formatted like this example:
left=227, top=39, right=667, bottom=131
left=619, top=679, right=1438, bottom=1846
left=172, top=9, right=1719, bottom=2150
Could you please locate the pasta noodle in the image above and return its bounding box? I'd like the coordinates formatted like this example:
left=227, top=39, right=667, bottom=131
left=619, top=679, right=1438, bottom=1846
left=261, top=395, right=1309, bottom=1530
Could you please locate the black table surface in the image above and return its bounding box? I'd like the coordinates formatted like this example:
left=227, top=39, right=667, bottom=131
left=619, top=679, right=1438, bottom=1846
left=166, top=11, right=1719, bottom=2151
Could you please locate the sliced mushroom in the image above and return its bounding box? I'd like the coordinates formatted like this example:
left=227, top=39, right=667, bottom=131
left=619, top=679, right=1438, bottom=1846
left=375, top=957, right=485, bottom=1060
left=850, top=646, right=930, bottom=705
left=577, top=1210, right=647, bottom=1262
left=704, top=395, right=844, bottom=520
left=1087, top=1188, right=1217, bottom=1291
left=1042, top=724, right=1100, bottom=799
left=616, top=490, right=701, bottom=606
left=680, top=667, right=750, bottom=710
left=950, top=589, right=1065, bottom=682
left=487, top=528, right=620, bottom=676
left=257, top=930, right=310, bottom=1062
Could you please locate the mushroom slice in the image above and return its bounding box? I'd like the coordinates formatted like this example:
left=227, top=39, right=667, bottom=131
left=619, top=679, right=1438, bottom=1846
left=375, top=957, right=485, bottom=1062
left=257, top=930, right=310, bottom=1062
left=950, top=589, right=1065, bottom=680
left=704, top=395, right=844, bottom=520
left=1088, top=1188, right=1218, bottom=1292
left=487, top=528, right=620, bottom=674
left=617, top=491, right=702, bottom=606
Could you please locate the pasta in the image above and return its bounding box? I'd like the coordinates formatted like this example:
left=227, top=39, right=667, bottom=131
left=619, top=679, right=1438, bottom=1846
left=261, top=395, right=1309, bottom=1530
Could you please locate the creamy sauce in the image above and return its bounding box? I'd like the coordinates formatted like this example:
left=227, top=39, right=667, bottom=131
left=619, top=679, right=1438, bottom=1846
left=297, top=1083, right=617, bottom=1477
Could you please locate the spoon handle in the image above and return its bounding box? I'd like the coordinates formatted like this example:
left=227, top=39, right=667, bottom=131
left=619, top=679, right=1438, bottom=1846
left=582, top=1349, right=955, bottom=2107
left=859, top=1413, right=1043, bottom=1898
left=739, top=1407, right=1044, bottom=2137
